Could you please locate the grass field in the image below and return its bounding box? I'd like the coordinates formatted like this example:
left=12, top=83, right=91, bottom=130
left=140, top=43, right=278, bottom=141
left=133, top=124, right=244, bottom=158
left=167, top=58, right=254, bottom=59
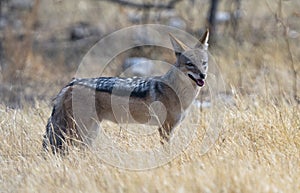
left=0, top=0, right=300, bottom=192
left=0, top=96, right=299, bottom=192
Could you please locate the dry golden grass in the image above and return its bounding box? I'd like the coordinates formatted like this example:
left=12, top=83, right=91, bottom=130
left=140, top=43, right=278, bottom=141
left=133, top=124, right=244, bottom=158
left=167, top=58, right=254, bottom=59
left=1, top=0, right=300, bottom=192
left=0, top=95, right=299, bottom=192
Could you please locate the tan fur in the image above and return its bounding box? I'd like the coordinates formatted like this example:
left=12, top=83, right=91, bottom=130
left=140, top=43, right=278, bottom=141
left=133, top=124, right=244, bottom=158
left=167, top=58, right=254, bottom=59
left=43, top=30, right=210, bottom=154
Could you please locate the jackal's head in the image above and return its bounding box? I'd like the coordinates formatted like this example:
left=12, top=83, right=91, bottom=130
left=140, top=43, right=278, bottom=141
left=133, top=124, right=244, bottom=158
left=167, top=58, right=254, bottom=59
left=169, top=30, right=209, bottom=87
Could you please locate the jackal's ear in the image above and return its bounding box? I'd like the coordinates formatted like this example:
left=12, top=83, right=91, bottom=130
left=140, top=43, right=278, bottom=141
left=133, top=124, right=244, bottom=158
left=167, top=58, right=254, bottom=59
left=195, top=29, right=209, bottom=50
left=169, top=33, right=189, bottom=55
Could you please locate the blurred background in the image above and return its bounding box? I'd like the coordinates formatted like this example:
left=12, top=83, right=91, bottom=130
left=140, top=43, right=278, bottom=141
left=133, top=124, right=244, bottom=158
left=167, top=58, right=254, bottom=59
left=0, top=0, right=299, bottom=108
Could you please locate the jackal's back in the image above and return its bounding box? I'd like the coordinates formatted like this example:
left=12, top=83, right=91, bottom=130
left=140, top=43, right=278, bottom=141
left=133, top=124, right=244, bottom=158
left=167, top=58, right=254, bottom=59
left=69, top=77, right=155, bottom=98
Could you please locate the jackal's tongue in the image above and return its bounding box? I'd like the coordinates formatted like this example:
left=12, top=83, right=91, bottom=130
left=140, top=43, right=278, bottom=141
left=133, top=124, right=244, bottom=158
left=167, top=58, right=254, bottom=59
left=196, top=79, right=205, bottom=87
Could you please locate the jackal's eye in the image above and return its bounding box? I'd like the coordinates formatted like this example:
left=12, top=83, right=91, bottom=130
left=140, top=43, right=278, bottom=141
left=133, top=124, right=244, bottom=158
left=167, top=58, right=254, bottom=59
left=186, top=61, right=194, bottom=66
left=202, top=61, right=207, bottom=66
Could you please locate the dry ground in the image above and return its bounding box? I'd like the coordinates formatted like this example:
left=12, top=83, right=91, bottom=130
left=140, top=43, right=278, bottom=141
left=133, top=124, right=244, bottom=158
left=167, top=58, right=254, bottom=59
left=0, top=0, right=300, bottom=192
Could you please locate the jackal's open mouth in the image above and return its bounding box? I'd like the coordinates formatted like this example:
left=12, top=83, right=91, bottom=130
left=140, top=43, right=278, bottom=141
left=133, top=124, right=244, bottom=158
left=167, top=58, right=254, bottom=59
left=188, top=74, right=205, bottom=87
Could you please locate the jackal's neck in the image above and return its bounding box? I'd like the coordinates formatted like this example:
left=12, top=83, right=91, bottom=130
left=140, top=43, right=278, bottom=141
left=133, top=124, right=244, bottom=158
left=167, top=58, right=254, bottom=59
left=162, top=64, right=199, bottom=109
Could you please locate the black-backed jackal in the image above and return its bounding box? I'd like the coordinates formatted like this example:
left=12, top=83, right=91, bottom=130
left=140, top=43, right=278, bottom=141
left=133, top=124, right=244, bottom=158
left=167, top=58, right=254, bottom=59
left=43, top=30, right=209, bottom=154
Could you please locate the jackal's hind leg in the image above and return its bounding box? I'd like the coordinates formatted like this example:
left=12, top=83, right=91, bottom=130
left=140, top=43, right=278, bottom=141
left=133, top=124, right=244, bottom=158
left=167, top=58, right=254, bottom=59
left=158, top=127, right=169, bottom=145
left=158, top=120, right=176, bottom=145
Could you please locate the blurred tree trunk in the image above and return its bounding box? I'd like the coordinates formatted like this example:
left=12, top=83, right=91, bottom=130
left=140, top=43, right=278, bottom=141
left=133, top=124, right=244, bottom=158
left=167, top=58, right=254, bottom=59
left=208, top=0, right=219, bottom=41
left=232, top=0, right=241, bottom=39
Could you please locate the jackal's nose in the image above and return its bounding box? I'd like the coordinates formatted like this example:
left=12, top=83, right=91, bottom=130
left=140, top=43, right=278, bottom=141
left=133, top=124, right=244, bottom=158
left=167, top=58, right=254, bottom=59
left=200, top=73, right=206, bottom=79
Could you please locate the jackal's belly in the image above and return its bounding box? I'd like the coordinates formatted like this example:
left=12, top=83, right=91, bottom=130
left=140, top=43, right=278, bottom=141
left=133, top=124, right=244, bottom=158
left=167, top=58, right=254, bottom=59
left=104, top=103, right=152, bottom=124
left=95, top=93, right=167, bottom=125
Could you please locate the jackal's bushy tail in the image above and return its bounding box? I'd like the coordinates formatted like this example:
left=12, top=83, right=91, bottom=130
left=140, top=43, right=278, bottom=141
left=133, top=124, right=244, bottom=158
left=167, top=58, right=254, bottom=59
left=43, top=85, right=73, bottom=154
